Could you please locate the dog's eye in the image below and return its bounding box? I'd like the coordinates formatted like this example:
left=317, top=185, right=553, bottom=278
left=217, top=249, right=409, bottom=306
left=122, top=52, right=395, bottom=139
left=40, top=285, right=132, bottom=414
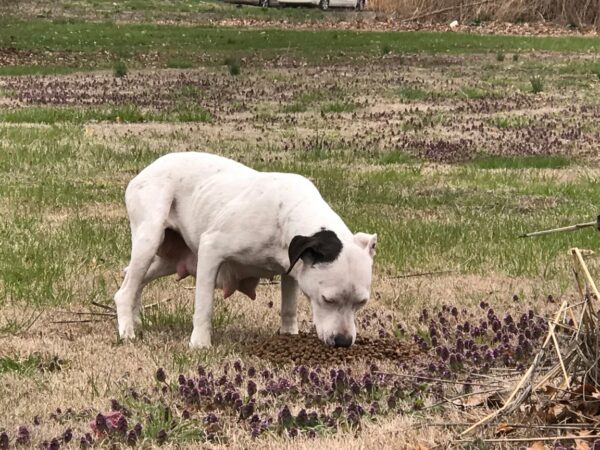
left=355, top=299, right=368, bottom=309
left=322, top=296, right=335, bottom=305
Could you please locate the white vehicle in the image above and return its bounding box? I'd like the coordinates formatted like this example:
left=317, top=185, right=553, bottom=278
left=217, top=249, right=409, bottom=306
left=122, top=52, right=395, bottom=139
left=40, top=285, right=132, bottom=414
left=275, top=0, right=365, bottom=10
left=250, top=0, right=365, bottom=10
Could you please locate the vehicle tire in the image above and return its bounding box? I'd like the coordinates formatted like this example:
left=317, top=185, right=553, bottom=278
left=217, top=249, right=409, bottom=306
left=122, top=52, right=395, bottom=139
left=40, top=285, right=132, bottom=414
left=259, top=0, right=270, bottom=7
left=319, top=0, right=329, bottom=11
left=355, top=0, right=365, bottom=10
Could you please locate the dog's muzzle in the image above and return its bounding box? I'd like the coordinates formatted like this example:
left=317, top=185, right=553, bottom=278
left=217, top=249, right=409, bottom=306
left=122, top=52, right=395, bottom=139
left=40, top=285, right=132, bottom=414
left=333, top=334, right=353, bottom=348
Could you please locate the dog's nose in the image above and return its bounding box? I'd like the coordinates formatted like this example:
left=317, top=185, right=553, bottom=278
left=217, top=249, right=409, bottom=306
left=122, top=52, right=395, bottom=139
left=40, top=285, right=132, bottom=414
left=333, top=334, right=353, bottom=348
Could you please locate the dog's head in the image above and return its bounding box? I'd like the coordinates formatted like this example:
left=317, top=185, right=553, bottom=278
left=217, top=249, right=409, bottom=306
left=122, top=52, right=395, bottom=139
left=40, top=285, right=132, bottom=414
left=287, top=229, right=377, bottom=347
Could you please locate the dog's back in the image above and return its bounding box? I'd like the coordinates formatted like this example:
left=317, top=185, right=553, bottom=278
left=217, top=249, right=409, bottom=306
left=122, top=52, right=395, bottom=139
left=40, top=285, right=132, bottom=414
left=126, top=152, right=252, bottom=197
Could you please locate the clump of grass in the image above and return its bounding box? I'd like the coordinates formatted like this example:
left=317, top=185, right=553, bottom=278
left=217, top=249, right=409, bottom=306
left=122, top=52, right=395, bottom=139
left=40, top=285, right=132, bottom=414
left=113, top=60, right=127, bottom=78
left=530, top=75, right=544, bottom=94
left=488, top=114, right=533, bottom=129
left=459, top=86, right=488, bottom=99
left=381, top=43, right=392, bottom=55
left=397, top=87, right=428, bottom=101
left=496, top=52, right=505, bottom=62
left=512, top=53, right=519, bottom=62
left=282, top=89, right=325, bottom=113
left=0, top=354, right=64, bottom=375
left=320, top=101, right=355, bottom=114
left=224, top=57, right=241, bottom=76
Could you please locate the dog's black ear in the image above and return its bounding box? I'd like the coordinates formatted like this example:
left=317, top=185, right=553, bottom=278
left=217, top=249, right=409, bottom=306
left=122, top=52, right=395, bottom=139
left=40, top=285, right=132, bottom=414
left=286, top=230, right=343, bottom=275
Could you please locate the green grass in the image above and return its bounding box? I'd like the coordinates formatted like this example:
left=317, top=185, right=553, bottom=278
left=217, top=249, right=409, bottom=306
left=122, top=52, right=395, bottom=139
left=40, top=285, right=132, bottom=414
left=282, top=89, right=326, bottom=113
left=321, top=101, right=356, bottom=114
left=378, top=150, right=416, bottom=165
left=488, top=114, right=534, bottom=129
left=470, top=155, right=572, bottom=170
left=113, top=60, right=128, bottom=77
left=2, top=18, right=600, bottom=71
left=397, top=87, right=429, bottom=101
left=0, top=354, right=42, bottom=375
left=0, top=105, right=211, bottom=124
left=0, top=353, right=64, bottom=375
left=530, top=75, right=544, bottom=93
left=166, top=58, right=194, bottom=69
left=458, top=86, right=492, bottom=99
left=260, top=159, right=599, bottom=279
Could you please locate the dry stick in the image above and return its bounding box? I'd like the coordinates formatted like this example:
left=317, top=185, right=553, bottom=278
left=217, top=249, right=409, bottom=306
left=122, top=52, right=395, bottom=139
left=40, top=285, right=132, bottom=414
left=519, top=221, right=597, bottom=238
left=572, top=248, right=598, bottom=349
left=388, top=270, right=454, bottom=279
left=374, top=372, right=503, bottom=388
left=426, top=422, right=596, bottom=430
left=50, top=319, right=108, bottom=324
left=460, top=301, right=568, bottom=436
left=55, top=311, right=116, bottom=317
left=549, top=322, right=571, bottom=388
left=573, top=248, right=600, bottom=300
left=457, top=435, right=600, bottom=444
left=90, top=301, right=116, bottom=312
left=400, top=0, right=494, bottom=22
left=533, top=350, right=576, bottom=391
left=424, top=388, right=503, bottom=410
left=143, top=297, right=173, bottom=309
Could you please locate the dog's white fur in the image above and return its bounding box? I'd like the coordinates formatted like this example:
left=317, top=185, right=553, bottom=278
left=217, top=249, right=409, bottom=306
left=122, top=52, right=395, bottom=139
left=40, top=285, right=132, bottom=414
left=114, top=152, right=377, bottom=348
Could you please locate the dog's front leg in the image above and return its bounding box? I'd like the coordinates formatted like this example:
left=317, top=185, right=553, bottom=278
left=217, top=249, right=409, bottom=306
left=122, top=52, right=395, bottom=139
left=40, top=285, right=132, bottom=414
left=189, top=236, right=221, bottom=349
left=280, top=274, right=299, bottom=334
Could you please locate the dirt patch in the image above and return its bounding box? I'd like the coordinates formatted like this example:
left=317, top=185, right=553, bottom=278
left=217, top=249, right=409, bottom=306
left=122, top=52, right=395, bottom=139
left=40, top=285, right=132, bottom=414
left=247, top=332, right=423, bottom=366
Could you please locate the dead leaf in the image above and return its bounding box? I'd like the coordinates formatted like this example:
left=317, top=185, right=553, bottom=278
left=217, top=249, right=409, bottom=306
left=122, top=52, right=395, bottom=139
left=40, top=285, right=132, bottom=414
left=575, top=430, right=593, bottom=450
left=527, top=442, right=549, bottom=450
left=541, top=403, right=566, bottom=422
left=410, top=444, right=429, bottom=450
left=543, top=384, right=561, bottom=395
left=494, top=422, right=515, bottom=436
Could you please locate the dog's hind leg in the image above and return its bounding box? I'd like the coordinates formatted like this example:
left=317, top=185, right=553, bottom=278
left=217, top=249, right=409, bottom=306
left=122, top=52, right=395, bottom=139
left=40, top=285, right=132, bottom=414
left=130, top=255, right=178, bottom=327
left=114, top=224, right=166, bottom=339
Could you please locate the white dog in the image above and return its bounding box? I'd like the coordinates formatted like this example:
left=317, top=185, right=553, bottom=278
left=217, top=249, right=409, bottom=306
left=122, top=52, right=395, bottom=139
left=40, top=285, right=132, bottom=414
left=114, top=152, right=377, bottom=348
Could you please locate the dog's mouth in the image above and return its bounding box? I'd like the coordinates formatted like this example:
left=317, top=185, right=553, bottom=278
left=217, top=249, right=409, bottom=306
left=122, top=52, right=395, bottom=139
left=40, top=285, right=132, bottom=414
left=318, top=332, right=354, bottom=348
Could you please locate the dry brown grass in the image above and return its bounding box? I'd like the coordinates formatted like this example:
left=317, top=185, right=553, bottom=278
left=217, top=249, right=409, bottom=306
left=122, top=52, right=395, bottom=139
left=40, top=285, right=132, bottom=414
left=368, top=0, right=600, bottom=26
left=1, top=272, right=537, bottom=449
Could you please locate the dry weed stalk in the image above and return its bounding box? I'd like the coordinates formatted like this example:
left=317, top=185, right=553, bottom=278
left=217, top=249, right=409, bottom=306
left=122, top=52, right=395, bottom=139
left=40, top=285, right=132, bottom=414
left=460, top=247, right=600, bottom=438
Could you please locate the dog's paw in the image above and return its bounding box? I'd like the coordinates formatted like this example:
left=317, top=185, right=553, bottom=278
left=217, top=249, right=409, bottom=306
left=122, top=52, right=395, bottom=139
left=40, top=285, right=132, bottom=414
left=118, top=323, right=136, bottom=340
left=189, top=328, right=212, bottom=349
left=189, top=339, right=212, bottom=349
left=279, top=324, right=299, bottom=335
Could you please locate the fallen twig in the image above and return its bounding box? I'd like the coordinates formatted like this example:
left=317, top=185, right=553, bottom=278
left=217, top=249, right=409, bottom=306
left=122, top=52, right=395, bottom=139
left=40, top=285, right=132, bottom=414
left=388, top=270, right=454, bottom=279
left=374, top=371, right=503, bottom=388
left=55, top=310, right=116, bottom=317
left=457, top=435, right=600, bottom=444
left=91, top=301, right=116, bottom=312
left=424, top=388, right=503, bottom=410
left=143, top=297, right=173, bottom=309
left=50, top=319, right=108, bottom=324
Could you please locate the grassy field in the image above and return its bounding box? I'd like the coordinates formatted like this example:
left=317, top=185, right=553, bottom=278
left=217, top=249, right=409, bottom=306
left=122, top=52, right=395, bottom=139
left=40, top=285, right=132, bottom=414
left=2, top=1, right=600, bottom=449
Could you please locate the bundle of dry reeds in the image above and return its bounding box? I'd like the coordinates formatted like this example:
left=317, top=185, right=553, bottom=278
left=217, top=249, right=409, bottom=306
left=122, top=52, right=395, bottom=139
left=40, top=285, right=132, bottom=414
left=459, top=248, right=600, bottom=444
left=368, top=0, right=600, bottom=27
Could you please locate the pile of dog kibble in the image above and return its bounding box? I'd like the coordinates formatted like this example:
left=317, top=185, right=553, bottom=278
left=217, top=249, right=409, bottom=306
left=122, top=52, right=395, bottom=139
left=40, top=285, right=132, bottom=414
left=248, top=332, right=422, bottom=366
